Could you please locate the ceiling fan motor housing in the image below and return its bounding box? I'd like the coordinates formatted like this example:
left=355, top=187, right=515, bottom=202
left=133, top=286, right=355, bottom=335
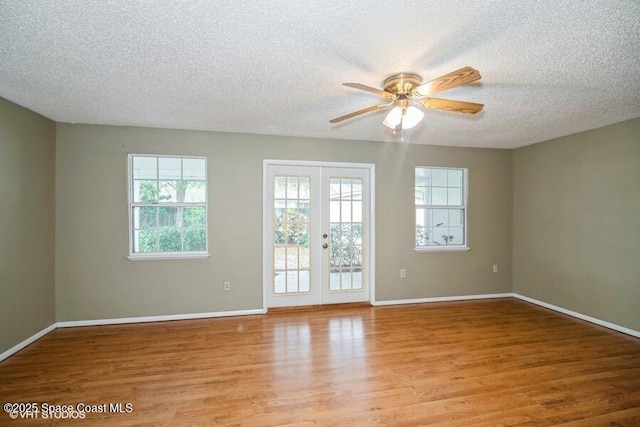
left=383, top=73, right=422, bottom=96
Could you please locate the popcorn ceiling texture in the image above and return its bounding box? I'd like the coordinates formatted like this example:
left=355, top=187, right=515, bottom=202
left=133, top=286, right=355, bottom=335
left=0, top=0, right=639, bottom=148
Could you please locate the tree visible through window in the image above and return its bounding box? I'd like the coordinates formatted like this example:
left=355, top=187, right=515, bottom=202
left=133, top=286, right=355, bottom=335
left=129, top=155, right=207, bottom=257
left=415, top=167, right=468, bottom=249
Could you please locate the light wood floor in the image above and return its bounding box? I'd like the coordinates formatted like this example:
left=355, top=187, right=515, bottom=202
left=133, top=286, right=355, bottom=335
left=1, top=298, right=639, bottom=426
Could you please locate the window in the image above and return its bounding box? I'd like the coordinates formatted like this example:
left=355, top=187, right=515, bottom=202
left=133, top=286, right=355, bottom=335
left=415, top=167, right=468, bottom=251
left=128, top=155, right=208, bottom=259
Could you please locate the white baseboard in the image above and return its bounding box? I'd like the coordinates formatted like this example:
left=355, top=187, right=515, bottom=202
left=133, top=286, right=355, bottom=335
left=4, top=297, right=637, bottom=363
left=1, top=309, right=265, bottom=362
left=512, top=294, right=640, bottom=339
left=0, top=323, right=57, bottom=362
left=372, top=293, right=513, bottom=306
left=57, top=308, right=266, bottom=328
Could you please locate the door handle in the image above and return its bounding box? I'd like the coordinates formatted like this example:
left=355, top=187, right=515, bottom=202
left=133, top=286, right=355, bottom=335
left=322, top=243, right=328, bottom=249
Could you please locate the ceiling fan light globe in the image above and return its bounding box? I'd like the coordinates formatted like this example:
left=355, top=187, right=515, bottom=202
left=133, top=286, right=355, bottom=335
left=383, top=106, right=403, bottom=129
left=401, top=106, right=424, bottom=129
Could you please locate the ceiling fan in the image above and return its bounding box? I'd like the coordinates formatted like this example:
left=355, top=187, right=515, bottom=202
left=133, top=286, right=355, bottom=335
left=330, top=66, right=484, bottom=131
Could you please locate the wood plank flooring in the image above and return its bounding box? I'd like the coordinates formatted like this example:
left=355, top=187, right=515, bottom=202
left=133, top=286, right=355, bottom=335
left=1, top=298, right=639, bottom=426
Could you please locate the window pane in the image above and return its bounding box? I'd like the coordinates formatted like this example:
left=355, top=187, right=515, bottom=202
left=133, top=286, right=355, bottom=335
left=432, top=168, right=447, bottom=186
left=432, top=230, right=448, bottom=245
left=416, top=224, right=427, bottom=246
left=299, top=177, right=310, bottom=200
left=340, top=224, right=352, bottom=246
left=341, top=179, right=352, bottom=199
left=448, top=169, right=463, bottom=187
left=274, top=177, right=286, bottom=199
left=159, top=181, right=178, bottom=202
left=415, top=168, right=430, bottom=186
left=134, top=180, right=158, bottom=203
left=449, top=209, right=464, bottom=227
left=448, top=227, right=464, bottom=245
left=184, top=229, right=206, bottom=251
left=274, top=247, right=286, bottom=270
left=341, top=201, right=352, bottom=222
left=159, top=207, right=177, bottom=227
left=330, top=201, right=341, bottom=222
left=352, top=245, right=363, bottom=266
left=287, top=271, right=298, bottom=293
left=184, top=207, right=206, bottom=228
left=159, top=229, right=182, bottom=251
left=134, top=206, right=157, bottom=229
left=133, top=157, right=157, bottom=179
left=287, top=177, right=298, bottom=199
left=159, top=157, right=182, bottom=179
left=432, top=188, right=447, bottom=206
left=299, top=246, right=310, bottom=269
left=415, top=187, right=430, bottom=204
left=274, top=271, right=286, bottom=294
left=330, top=179, right=341, bottom=200
left=130, top=155, right=208, bottom=256
left=352, top=269, right=363, bottom=290
left=448, top=188, right=462, bottom=206
left=135, top=229, right=158, bottom=252
left=183, top=158, right=206, bottom=180
left=352, top=201, right=362, bottom=223
left=286, top=247, right=298, bottom=269
left=330, top=269, right=341, bottom=290
left=433, top=209, right=448, bottom=227
left=341, top=271, right=352, bottom=290
left=352, top=180, right=362, bottom=200
left=416, top=208, right=426, bottom=227
left=299, top=271, right=310, bottom=292
left=184, top=181, right=206, bottom=202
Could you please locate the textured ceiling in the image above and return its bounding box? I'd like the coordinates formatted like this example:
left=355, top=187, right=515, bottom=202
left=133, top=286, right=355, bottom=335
left=1, top=1, right=639, bottom=149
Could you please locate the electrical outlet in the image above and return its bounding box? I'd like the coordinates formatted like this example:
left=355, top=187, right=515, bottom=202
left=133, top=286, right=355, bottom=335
left=400, top=269, right=406, bottom=278
left=223, top=281, right=231, bottom=291
left=492, top=265, right=498, bottom=273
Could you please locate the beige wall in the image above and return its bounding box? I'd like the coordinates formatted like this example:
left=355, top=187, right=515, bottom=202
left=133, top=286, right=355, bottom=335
left=55, top=124, right=513, bottom=321
left=513, top=118, right=640, bottom=331
left=4, top=93, right=637, bottom=343
left=0, top=98, right=56, bottom=354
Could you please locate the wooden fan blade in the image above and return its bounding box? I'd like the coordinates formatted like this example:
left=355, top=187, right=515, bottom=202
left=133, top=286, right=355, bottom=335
left=343, top=83, right=395, bottom=99
left=413, top=66, right=481, bottom=96
left=329, top=104, right=389, bottom=123
left=419, top=97, right=484, bottom=114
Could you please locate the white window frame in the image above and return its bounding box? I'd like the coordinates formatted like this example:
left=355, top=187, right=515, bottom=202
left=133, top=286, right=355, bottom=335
left=127, top=154, right=209, bottom=260
left=415, top=166, right=469, bottom=252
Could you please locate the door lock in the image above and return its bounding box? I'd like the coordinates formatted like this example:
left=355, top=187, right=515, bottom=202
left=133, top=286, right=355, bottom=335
left=322, top=233, right=328, bottom=239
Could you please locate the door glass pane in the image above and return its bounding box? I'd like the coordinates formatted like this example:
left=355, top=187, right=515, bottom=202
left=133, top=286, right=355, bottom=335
left=299, top=271, right=310, bottom=292
left=273, top=175, right=311, bottom=295
left=330, top=269, right=340, bottom=290
left=329, top=177, right=364, bottom=293
left=352, top=268, right=363, bottom=290
left=330, top=179, right=341, bottom=200
left=274, top=271, right=286, bottom=294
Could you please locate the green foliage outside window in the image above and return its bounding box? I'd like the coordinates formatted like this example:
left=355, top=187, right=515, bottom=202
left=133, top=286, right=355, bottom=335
left=135, top=178, right=206, bottom=253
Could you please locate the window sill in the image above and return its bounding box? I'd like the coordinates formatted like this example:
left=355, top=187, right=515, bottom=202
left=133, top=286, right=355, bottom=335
left=127, top=253, right=211, bottom=261
left=414, top=246, right=470, bottom=253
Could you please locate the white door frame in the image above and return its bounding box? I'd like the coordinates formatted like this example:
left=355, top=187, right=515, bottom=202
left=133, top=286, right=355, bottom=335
left=262, top=159, right=376, bottom=311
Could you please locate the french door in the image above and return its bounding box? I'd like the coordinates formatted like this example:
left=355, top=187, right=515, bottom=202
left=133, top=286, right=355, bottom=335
left=264, top=162, right=373, bottom=308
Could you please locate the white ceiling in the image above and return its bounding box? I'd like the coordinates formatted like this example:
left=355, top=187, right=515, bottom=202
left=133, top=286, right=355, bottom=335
left=1, top=1, right=639, bottom=149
